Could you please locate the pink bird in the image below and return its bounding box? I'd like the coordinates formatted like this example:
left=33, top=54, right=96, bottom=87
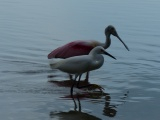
left=48, top=25, right=129, bottom=81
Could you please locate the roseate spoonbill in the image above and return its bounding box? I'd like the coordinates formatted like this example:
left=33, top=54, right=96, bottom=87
left=50, top=46, right=116, bottom=95
left=48, top=25, right=129, bottom=81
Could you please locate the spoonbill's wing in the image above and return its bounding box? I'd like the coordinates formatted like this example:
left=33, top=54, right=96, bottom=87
left=48, top=40, right=94, bottom=59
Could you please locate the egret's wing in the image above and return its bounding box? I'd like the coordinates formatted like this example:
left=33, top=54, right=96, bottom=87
left=49, top=58, right=63, bottom=65
left=57, top=56, right=91, bottom=74
left=48, top=40, right=94, bottom=59
left=49, top=58, right=63, bottom=69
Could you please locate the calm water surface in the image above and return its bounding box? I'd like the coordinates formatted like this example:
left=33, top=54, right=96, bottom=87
left=0, top=0, right=160, bottom=120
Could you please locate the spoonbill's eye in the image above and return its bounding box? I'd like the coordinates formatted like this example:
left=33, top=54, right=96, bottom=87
left=110, top=28, right=115, bottom=32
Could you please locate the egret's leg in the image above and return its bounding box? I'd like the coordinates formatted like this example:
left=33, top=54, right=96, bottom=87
left=84, top=72, right=89, bottom=82
left=69, top=74, right=73, bottom=80
left=77, top=74, right=82, bottom=88
left=72, top=94, right=77, bottom=110
left=71, top=93, right=81, bottom=111
left=77, top=95, right=81, bottom=112
left=70, top=74, right=78, bottom=96
left=77, top=74, right=92, bottom=89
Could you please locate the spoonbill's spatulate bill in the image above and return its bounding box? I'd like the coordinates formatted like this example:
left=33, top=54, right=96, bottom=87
left=48, top=25, right=129, bottom=81
left=50, top=46, right=116, bottom=95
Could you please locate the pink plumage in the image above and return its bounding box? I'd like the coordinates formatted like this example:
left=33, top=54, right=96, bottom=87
left=48, top=40, right=95, bottom=59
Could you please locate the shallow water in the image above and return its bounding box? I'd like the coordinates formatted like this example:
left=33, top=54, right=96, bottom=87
left=0, top=0, right=160, bottom=120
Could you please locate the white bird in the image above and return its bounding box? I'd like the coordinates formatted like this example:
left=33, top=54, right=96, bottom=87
left=50, top=46, right=116, bottom=95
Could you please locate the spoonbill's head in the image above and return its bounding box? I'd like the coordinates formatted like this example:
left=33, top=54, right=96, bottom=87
left=105, top=25, right=129, bottom=51
left=90, top=46, right=116, bottom=60
left=105, top=25, right=118, bottom=37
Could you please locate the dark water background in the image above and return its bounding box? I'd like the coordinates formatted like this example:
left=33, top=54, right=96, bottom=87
left=0, top=0, right=160, bottom=120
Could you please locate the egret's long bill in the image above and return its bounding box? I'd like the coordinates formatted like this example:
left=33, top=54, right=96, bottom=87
left=117, top=35, right=130, bottom=51
left=103, top=50, right=116, bottom=60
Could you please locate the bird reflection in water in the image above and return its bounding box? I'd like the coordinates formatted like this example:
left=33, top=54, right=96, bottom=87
left=50, top=92, right=120, bottom=120
left=50, top=93, right=103, bottom=120
left=103, top=94, right=117, bottom=117
left=48, top=78, right=129, bottom=119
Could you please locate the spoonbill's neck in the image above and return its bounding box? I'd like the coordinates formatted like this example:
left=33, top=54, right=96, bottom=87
left=103, top=33, right=111, bottom=49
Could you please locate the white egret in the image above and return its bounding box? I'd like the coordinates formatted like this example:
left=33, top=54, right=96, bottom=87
left=50, top=46, right=116, bottom=95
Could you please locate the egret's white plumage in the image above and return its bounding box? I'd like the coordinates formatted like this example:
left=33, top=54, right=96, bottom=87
left=50, top=46, right=115, bottom=74
left=50, top=46, right=116, bottom=95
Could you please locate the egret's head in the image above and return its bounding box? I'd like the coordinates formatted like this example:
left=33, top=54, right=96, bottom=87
left=91, top=46, right=116, bottom=60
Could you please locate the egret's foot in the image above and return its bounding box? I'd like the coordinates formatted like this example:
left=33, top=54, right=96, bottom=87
left=86, top=84, right=104, bottom=92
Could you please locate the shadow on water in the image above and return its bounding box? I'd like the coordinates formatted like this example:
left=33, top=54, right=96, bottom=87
left=49, top=78, right=129, bottom=119
left=48, top=74, right=103, bottom=91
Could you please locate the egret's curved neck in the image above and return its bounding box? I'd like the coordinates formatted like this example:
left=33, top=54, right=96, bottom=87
left=103, top=33, right=111, bottom=49
left=91, top=54, right=104, bottom=70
